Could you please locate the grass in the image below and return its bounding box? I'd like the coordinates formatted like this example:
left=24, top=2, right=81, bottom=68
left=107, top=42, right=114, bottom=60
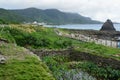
left=0, top=42, right=55, bottom=80
left=1, top=24, right=120, bottom=60
left=73, top=42, right=120, bottom=60
left=0, top=25, right=73, bottom=49
left=59, top=29, right=120, bottom=60
left=42, top=55, right=70, bottom=79
left=0, top=24, right=120, bottom=79
left=42, top=55, right=120, bottom=80
left=1, top=24, right=120, bottom=56
left=74, top=61, right=120, bottom=80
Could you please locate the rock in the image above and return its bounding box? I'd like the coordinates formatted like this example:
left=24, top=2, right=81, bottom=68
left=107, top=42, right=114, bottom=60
left=0, top=54, right=6, bottom=64
left=100, top=19, right=116, bottom=31
left=0, top=38, right=8, bottom=43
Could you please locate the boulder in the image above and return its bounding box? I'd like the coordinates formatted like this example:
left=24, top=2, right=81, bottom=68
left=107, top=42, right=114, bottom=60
left=0, top=54, right=6, bottom=64
left=100, top=19, right=116, bottom=31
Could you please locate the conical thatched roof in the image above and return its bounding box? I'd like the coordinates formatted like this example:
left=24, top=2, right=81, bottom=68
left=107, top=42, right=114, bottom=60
left=100, top=19, right=116, bottom=31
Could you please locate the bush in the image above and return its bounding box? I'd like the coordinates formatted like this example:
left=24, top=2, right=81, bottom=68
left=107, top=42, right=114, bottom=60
left=0, top=27, right=15, bottom=43
left=0, top=19, right=7, bottom=24
left=54, top=38, right=72, bottom=49
left=0, top=26, right=73, bottom=49
left=76, top=62, right=120, bottom=80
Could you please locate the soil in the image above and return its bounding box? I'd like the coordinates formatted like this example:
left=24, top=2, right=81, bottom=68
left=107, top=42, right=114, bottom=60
left=33, top=49, right=120, bottom=70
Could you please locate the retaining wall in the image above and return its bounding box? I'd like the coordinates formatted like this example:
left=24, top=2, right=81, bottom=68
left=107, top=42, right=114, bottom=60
left=56, top=30, right=118, bottom=48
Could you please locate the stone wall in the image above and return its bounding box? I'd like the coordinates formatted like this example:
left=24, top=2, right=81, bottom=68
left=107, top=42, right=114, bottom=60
left=56, top=30, right=118, bottom=48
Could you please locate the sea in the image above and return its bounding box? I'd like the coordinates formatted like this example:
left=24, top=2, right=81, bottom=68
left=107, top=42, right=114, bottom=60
left=46, top=24, right=120, bottom=31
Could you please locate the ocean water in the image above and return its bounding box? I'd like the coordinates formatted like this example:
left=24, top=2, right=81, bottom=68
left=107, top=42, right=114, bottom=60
left=46, top=24, right=120, bottom=31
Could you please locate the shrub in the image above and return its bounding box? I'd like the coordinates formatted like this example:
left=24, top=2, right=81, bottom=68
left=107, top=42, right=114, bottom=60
left=76, top=62, right=120, bottom=80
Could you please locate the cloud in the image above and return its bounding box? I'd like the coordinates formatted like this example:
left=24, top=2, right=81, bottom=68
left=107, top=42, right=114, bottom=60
left=0, top=0, right=120, bottom=22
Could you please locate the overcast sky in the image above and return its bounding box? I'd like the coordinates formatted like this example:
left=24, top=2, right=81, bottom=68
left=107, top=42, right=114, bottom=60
left=0, top=0, right=120, bottom=22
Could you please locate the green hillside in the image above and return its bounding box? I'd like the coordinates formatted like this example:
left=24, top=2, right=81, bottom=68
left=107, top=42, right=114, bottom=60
left=12, top=8, right=101, bottom=24
left=0, top=8, right=102, bottom=24
left=0, top=25, right=120, bottom=80
left=0, top=8, right=26, bottom=24
left=0, top=43, right=55, bottom=80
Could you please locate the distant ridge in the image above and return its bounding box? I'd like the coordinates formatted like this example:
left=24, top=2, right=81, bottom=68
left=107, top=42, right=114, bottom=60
left=0, top=7, right=102, bottom=24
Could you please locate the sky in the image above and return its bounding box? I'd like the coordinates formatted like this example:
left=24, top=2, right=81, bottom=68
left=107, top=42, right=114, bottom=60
left=0, top=0, right=120, bottom=22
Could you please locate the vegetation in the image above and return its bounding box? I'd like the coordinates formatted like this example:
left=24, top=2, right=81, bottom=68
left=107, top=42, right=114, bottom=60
left=0, top=25, right=120, bottom=80
left=0, top=8, right=101, bottom=24
left=42, top=55, right=69, bottom=79
left=0, top=19, right=6, bottom=24
left=1, top=25, right=120, bottom=59
left=0, top=25, right=73, bottom=49
left=0, top=9, right=27, bottom=24
left=74, top=61, right=120, bottom=80
left=73, top=41, right=120, bottom=60
left=0, top=43, right=55, bottom=80
left=42, top=55, right=120, bottom=80
left=60, top=29, right=120, bottom=59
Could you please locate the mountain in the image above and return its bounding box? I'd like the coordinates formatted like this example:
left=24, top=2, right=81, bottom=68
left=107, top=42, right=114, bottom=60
left=0, top=7, right=102, bottom=24
left=0, top=8, right=26, bottom=24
